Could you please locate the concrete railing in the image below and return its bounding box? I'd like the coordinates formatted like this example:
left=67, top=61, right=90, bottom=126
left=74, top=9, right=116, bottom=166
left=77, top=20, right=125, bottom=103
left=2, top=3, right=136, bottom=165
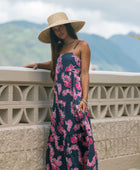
left=0, top=66, right=140, bottom=170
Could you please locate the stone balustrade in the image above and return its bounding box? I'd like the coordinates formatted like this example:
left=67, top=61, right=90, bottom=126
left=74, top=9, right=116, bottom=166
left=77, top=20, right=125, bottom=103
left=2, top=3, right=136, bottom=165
left=0, top=66, right=140, bottom=170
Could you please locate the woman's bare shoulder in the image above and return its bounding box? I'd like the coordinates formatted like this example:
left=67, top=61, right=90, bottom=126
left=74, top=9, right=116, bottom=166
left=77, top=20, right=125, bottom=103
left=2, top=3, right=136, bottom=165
left=78, top=40, right=90, bottom=51
left=79, top=40, right=89, bottom=45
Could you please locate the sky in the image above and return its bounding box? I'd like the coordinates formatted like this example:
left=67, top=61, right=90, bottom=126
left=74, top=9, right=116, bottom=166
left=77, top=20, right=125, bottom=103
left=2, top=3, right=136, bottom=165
left=0, top=0, right=140, bottom=38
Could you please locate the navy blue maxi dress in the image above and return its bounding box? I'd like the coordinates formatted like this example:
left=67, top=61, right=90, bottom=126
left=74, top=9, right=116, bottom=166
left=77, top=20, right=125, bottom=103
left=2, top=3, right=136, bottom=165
left=46, top=41, right=98, bottom=170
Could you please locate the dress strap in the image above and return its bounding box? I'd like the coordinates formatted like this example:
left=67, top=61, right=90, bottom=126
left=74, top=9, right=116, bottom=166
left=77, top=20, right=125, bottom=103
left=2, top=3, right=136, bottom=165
left=72, top=40, right=80, bottom=52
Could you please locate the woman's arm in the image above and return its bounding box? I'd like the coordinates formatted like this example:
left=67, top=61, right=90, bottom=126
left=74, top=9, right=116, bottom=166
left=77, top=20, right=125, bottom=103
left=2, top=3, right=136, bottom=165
left=81, top=41, right=90, bottom=101
left=79, top=41, right=91, bottom=114
left=23, top=60, right=52, bottom=70
left=35, top=60, right=52, bottom=70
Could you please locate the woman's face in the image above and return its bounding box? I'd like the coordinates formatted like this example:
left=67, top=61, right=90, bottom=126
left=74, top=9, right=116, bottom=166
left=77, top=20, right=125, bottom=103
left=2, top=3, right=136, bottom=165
left=52, top=24, right=68, bottom=40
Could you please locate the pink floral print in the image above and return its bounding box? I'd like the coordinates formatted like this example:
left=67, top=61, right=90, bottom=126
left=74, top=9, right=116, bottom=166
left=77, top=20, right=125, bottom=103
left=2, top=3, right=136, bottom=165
left=46, top=42, right=98, bottom=170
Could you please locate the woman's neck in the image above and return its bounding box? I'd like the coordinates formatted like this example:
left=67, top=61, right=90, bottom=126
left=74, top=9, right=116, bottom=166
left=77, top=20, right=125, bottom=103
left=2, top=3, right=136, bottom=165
left=63, top=39, right=76, bottom=48
left=63, top=37, right=75, bottom=45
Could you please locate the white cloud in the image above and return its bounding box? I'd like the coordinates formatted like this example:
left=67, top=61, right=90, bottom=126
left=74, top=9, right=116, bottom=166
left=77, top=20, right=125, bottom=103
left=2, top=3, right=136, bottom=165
left=0, top=0, right=140, bottom=38
left=66, top=9, right=140, bottom=38
left=0, top=0, right=64, bottom=23
left=0, top=1, right=10, bottom=23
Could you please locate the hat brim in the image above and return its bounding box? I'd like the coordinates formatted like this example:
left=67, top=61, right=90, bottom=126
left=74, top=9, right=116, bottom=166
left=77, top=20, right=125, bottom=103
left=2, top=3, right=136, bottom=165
left=38, top=20, right=85, bottom=43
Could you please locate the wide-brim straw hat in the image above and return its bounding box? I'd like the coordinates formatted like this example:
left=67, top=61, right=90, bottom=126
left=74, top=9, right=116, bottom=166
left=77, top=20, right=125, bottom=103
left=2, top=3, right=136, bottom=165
left=38, top=12, right=85, bottom=43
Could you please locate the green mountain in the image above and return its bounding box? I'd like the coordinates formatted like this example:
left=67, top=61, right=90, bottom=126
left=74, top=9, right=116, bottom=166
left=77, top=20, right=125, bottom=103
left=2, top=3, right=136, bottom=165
left=109, top=32, right=140, bottom=66
left=0, top=21, right=140, bottom=72
left=79, top=33, right=140, bottom=72
left=0, top=21, right=51, bottom=66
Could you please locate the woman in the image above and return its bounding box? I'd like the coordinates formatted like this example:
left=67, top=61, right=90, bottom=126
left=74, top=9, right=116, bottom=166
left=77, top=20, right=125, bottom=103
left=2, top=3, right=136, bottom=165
left=24, top=12, right=98, bottom=170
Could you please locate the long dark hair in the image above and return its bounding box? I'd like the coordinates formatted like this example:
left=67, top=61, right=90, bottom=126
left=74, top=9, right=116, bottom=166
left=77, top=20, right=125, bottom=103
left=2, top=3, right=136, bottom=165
left=50, top=23, right=78, bottom=81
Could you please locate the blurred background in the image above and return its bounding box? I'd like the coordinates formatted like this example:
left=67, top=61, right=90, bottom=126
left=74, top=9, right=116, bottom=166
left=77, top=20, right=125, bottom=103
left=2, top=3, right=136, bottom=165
left=0, top=0, right=140, bottom=72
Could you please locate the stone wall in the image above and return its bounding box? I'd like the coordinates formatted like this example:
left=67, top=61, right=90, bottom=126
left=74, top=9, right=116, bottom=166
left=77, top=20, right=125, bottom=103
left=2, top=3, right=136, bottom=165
left=0, top=67, right=140, bottom=170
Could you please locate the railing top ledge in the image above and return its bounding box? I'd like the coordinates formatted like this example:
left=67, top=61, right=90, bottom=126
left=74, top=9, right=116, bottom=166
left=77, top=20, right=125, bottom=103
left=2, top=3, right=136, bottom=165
left=89, top=70, right=140, bottom=84
left=0, top=66, right=52, bottom=84
left=89, top=70, right=140, bottom=76
left=0, top=66, right=48, bottom=72
left=0, top=66, right=140, bottom=84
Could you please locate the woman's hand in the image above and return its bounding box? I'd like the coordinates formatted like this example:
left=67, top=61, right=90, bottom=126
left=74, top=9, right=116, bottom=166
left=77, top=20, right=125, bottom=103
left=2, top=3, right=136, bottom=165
left=22, top=61, right=52, bottom=70
left=79, top=100, right=87, bottom=114
left=22, top=63, right=39, bottom=70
